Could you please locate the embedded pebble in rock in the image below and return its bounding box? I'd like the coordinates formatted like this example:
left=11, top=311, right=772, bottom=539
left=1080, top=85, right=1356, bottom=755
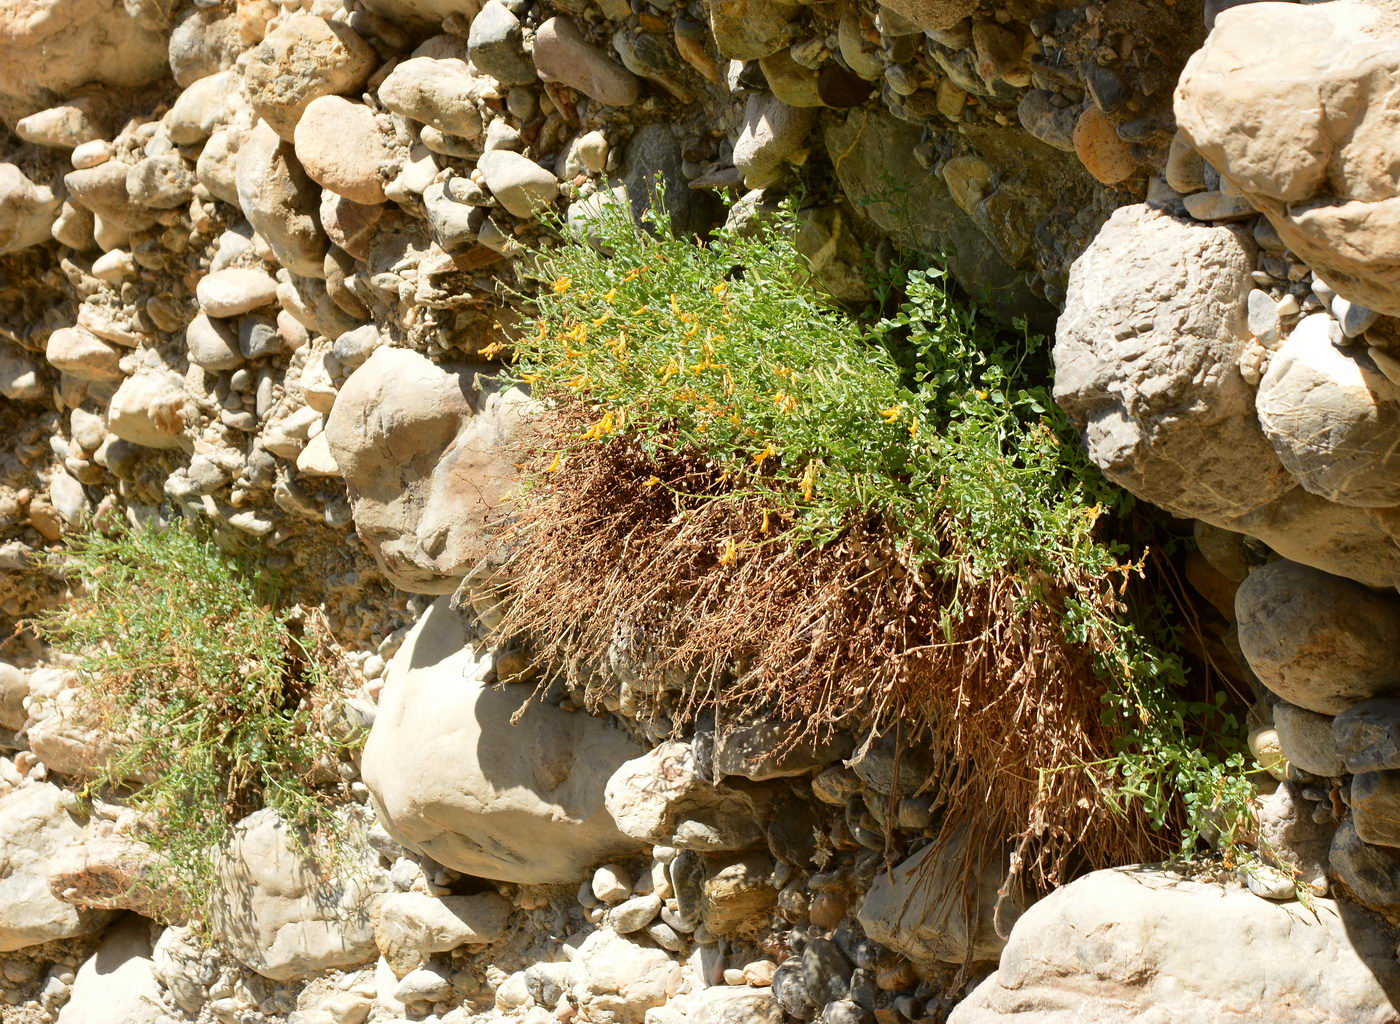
left=1246, top=288, right=1281, bottom=348
left=106, top=370, right=191, bottom=450
left=592, top=864, right=633, bottom=904
left=733, top=93, right=816, bottom=189
left=1272, top=703, right=1345, bottom=777
left=477, top=150, right=560, bottom=219
left=377, top=57, right=491, bottom=139
left=196, top=268, right=279, bottom=317
left=608, top=893, right=663, bottom=934
left=571, top=928, right=680, bottom=1024
left=241, top=15, right=378, bottom=139
left=293, top=96, right=394, bottom=206
left=1256, top=313, right=1400, bottom=507
left=235, top=121, right=330, bottom=277
left=166, top=70, right=236, bottom=145
left=1334, top=296, right=1379, bottom=338
left=533, top=18, right=642, bottom=107
left=1072, top=107, right=1135, bottom=185
left=1236, top=558, right=1400, bottom=715
left=45, top=326, right=123, bottom=382
left=468, top=0, right=536, bottom=86
left=396, top=965, right=453, bottom=1004
left=15, top=102, right=101, bottom=149
left=701, top=853, right=777, bottom=936
left=1334, top=699, right=1400, bottom=774
left=1349, top=771, right=1400, bottom=848
left=125, top=154, right=195, bottom=209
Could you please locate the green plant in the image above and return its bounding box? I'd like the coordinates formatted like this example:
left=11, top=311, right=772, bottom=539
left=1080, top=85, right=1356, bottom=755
left=504, top=194, right=1254, bottom=884
left=34, top=517, right=350, bottom=920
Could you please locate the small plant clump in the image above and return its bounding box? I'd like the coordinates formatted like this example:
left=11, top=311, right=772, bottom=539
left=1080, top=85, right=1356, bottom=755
left=500, top=194, right=1255, bottom=895
left=35, top=517, right=350, bottom=920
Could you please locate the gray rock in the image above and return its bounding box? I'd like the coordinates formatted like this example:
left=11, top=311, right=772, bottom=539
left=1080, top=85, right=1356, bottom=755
left=238, top=315, right=282, bottom=361
left=1054, top=203, right=1294, bottom=523
left=714, top=719, right=850, bottom=781
left=1257, top=313, right=1400, bottom=508
left=362, top=597, right=646, bottom=883
left=607, top=892, right=662, bottom=934
left=623, top=124, right=719, bottom=240
left=949, top=866, right=1400, bottom=1023
left=1273, top=703, right=1344, bottom=777
left=467, top=0, right=535, bottom=86
left=706, top=0, right=799, bottom=61
left=1235, top=559, right=1400, bottom=715
left=1331, top=817, right=1400, bottom=912
left=1351, top=771, right=1400, bottom=847
left=733, top=93, right=816, bottom=190
left=1334, top=296, right=1379, bottom=338
left=477, top=150, right=558, bottom=219
left=125, top=154, right=195, bottom=209
left=1016, top=91, right=1078, bottom=153
left=1246, top=288, right=1281, bottom=348
left=858, top=830, right=1016, bottom=967
left=422, top=182, right=482, bottom=251
left=605, top=740, right=773, bottom=852
left=1254, top=781, right=1332, bottom=883
left=234, top=121, right=329, bottom=278
left=1335, top=699, right=1400, bottom=774
left=185, top=313, right=243, bottom=371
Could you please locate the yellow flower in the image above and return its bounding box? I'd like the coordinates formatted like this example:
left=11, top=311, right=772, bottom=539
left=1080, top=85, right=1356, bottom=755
left=519, top=372, right=540, bottom=383
left=753, top=444, right=776, bottom=465
left=879, top=404, right=903, bottom=423
left=592, top=312, right=613, bottom=329
left=544, top=452, right=562, bottom=473
left=718, top=537, right=738, bottom=565
left=480, top=341, right=507, bottom=359
left=623, top=265, right=649, bottom=282
left=552, top=276, right=572, bottom=294
left=643, top=475, right=662, bottom=488
left=799, top=461, right=818, bottom=501
left=669, top=293, right=682, bottom=317
left=659, top=357, right=680, bottom=384
left=773, top=390, right=798, bottom=414
left=908, top=419, right=920, bottom=439
left=601, top=288, right=619, bottom=304
left=580, top=410, right=617, bottom=440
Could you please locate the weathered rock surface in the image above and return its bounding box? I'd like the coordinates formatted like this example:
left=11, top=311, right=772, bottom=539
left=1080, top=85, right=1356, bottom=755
left=1236, top=559, right=1400, bottom=715
left=533, top=18, right=641, bottom=107
left=950, top=867, right=1400, bottom=1023
left=570, top=928, right=680, bottom=1024
left=605, top=740, right=772, bottom=851
left=1176, top=2, right=1400, bottom=316
left=235, top=121, right=330, bottom=278
left=293, top=96, right=396, bottom=206
left=1257, top=314, right=1400, bottom=507
left=0, top=164, right=60, bottom=255
left=0, top=781, right=114, bottom=951
left=208, top=808, right=385, bottom=981
left=373, top=890, right=512, bottom=958
left=362, top=596, right=646, bottom=883
left=1054, top=203, right=1292, bottom=523
left=325, top=347, right=537, bottom=593
left=241, top=16, right=377, bottom=139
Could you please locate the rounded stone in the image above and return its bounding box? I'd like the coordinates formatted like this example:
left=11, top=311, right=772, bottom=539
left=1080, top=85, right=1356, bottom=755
left=1073, top=106, right=1135, bottom=185
left=293, top=95, right=393, bottom=205
left=241, top=15, right=377, bottom=139
left=196, top=268, right=280, bottom=317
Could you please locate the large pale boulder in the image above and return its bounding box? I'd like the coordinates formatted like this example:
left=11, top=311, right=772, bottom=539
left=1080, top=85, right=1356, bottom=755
left=1176, top=2, right=1400, bottom=316
left=857, top=830, right=1015, bottom=968
left=0, top=0, right=167, bottom=127
left=0, top=781, right=115, bottom=951
left=948, top=867, right=1400, bottom=1024
left=105, top=369, right=191, bottom=450
left=208, top=808, right=386, bottom=981
left=569, top=928, right=681, bottom=1024
left=1235, top=559, right=1400, bottom=715
left=1054, top=203, right=1293, bottom=523
left=57, top=917, right=163, bottom=1024
left=1256, top=313, right=1400, bottom=507
left=361, top=597, right=646, bottom=884
left=325, top=347, right=537, bottom=594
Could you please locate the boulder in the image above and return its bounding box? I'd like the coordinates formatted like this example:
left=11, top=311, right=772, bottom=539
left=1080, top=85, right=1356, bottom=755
left=687, top=985, right=784, bottom=1024
left=361, top=597, right=646, bottom=883
left=324, top=347, right=538, bottom=594
left=57, top=917, right=163, bottom=1024
left=1331, top=817, right=1400, bottom=912
left=1054, top=203, right=1293, bottom=523
left=373, top=890, right=512, bottom=959
left=376, top=56, right=492, bottom=139
left=706, top=0, right=799, bottom=61
left=1256, top=314, right=1400, bottom=507
left=235, top=121, right=329, bottom=278
left=208, top=808, right=386, bottom=981
left=477, top=150, right=559, bottom=219
left=45, top=326, right=122, bottom=382
left=467, top=1, right=535, bottom=87
left=605, top=740, right=772, bottom=851
left=701, top=852, right=777, bottom=936
left=1175, top=2, right=1400, bottom=316
left=1272, top=703, right=1344, bottom=777
left=1235, top=559, right=1400, bottom=714
left=241, top=15, right=377, bottom=139
left=857, top=830, right=1014, bottom=968
left=105, top=370, right=191, bottom=450
left=0, top=781, right=114, bottom=951
left=949, top=866, right=1400, bottom=1023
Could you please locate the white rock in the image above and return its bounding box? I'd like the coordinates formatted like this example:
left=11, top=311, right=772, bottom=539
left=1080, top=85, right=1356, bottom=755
left=571, top=929, right=681, bottom=1024
left=477, top=150, right=559, bottom=219
left=57, top=918, right=163, bottom=1024
left=197, top=268, right=280, bottom=317
left=373, top=890, right=513, bottom=955
left=377, top=57, right=493, bottom=138
left=593, top=863, right=633, bottom=903
left=45, top=326, right=122, bottom=381
left=106, top=369, right=191, bottom=450
left=0, top=164, right=60, bottom=255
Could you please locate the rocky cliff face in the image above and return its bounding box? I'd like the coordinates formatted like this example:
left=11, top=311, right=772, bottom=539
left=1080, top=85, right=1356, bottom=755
left=4, top=0, right=1400, bottom=1021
